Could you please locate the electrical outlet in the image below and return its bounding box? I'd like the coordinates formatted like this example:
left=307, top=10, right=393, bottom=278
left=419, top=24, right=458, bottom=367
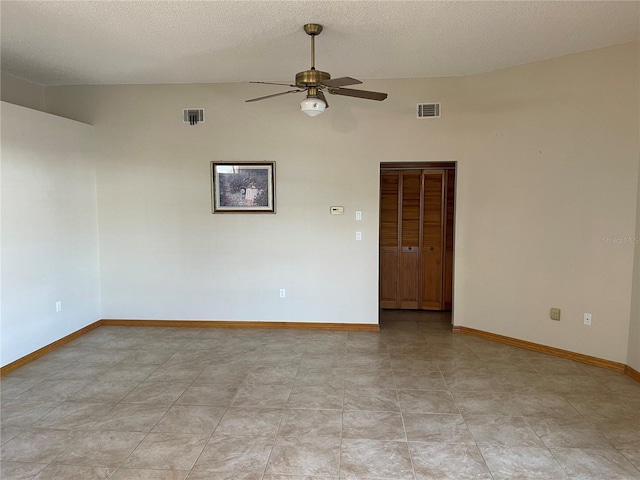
left=279, top=289, right=286, bottom=298
left=549, top=308, right=561, bottom=321
left=584, top=313, right=592, bottom=325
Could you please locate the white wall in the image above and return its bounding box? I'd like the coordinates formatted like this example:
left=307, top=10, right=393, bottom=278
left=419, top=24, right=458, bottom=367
left=1, top=73, right=46, bottom=112
left=43, top=42, right=639, bottom=363
left=1, top=102, right=100, bottom=366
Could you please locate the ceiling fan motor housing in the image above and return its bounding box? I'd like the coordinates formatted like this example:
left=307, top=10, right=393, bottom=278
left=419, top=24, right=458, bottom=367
left=295, top=69, right=331, bottom=87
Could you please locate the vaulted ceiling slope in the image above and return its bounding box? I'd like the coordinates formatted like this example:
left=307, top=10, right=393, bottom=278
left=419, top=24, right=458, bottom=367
left=1, top=1, right=638, bottom=86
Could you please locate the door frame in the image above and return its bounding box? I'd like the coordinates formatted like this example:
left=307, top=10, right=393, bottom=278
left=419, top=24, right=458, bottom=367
left=378, top=161, right=457, bottom=324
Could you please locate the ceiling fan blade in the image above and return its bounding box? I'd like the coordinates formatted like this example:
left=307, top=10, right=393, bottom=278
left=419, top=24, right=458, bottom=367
left=328, top=87, right=388, bottom=101
left=250, top=81, right=297, bottom=87
left=322, top=77, right=362, bottom=88
left=245, top=89, right=306, bottom=102
left=317, top=90, right=329, bottom=108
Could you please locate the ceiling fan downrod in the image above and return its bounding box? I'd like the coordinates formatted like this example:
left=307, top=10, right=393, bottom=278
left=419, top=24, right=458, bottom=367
left=304, top=23, right=323, bottom=70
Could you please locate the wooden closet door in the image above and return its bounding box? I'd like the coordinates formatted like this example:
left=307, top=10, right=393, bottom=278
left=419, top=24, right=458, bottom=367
left=379, top=172, right=399, bottom=308
left=443, top=169, right=455, bottom=310
left=421, top=170, right=445, bottom=310
left=399, top=171, right=422, bottom=309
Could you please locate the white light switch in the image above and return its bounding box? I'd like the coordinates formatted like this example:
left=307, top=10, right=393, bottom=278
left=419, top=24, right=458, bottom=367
left=355, top=211, right=362, bottom=221
left=356, top=232, right=362, bottom=241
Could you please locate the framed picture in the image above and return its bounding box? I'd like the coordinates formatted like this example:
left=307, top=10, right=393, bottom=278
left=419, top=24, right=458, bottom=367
left=211, top=162, right=275, bottom=213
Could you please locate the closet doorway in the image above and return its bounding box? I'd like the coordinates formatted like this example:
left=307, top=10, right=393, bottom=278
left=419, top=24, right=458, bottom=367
left=379, top=162, right=456, bottom=311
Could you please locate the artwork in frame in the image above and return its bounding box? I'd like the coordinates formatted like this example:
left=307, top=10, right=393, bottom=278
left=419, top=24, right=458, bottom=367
left=211, top=162, right=275, bottom=213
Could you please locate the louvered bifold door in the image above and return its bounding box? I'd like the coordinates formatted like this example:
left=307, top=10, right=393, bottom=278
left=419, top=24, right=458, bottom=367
left=421, top=170, right=445, bottom=310
left=443, top=169, right=455, bottom=310
left=398, top=171, right=422, bottom=309
left=379, top=172, right=400, bottom=308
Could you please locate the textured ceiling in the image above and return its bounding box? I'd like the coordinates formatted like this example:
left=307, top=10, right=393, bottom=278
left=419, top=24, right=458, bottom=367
left=1, top=1, right=638, bottom=86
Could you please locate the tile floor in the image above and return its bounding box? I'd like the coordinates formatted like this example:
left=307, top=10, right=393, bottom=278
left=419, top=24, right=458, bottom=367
left=1, top=310, right=639, bottom=479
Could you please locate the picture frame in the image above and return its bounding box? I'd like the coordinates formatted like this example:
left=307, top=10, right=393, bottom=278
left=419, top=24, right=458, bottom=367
left=211, top=162, right=275, bottom=213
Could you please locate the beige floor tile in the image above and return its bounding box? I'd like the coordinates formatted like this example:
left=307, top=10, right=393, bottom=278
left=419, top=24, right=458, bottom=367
left=340, top=439, right=413, bottom=479
left=442, top=368, right=503, bottom=391
left=0, top=400, right=60, bottom=427
left=343, top=387, right=399, bottom=412
left=16, top=379, right=91, bottom=402
left=287, top=385, right=344, bottom=409
left=153, top=404, right=226, bottom=434
left=479, top=445, right=568, bottom=479
left=0, top=429, right=84, bottom=463
left=123, top=432, right=209, bottom=470
left=0, top=425, right=24, bottom=446
left=403, top=412, right=475, bottom=444
left=54, top=430, right=146, bottom=468
left=243, top=364, right=299, bottom=385
left=342, top=410, right=406, bottom=441
left=267, top=435, right=341, bottom=477
left=192, top=435, right=273, bottom=474
left=597, top=423, right=640, bottom=450
left=550, top=447, right=639, bottom=479
left=175, top=384, right=238, bottom=406
left=392, top=369, right=447, bottom=390
left=452, top=391, right=520, bottom=416
left=214, top=407, right=283, bottom=436
left=294, top=368, right=346, bottom=388
left=410, top=443, right=492, bottom=480
left=33, top=401, right=114, bottom=429
left=344, top=369, right=396, bottom=389
left=31, top=464, right=114, bottom=479
left=511, top=392, right=582, bottom=418
left=68, top=380, right=139, bottom=403
left=92, top=403, right=170, bottom=432
left=464, top=414, right=544, bottom=447
left=277, top=408, right=343, bottom=437
left=262, top=475, right=337, bottom=480
left=232, top=383, right=292, bottom=408
left=1, top=378, right=45, bottom=399
left=620, top=449, right=640, bottom=471
left=111, top=468, right=188, bottom=479
left=397, top=389, right=459, bottom=414
left=525, top=415, right=613, bottom=448
left=145, top=367, right=204, bottom=383
left=98, top=364, right=159, bottom=383
left=121, top=381, right=190, bottom=405
left=187, top=472, right=262, bottom=480
left=0, top=461, right=46, bottom=480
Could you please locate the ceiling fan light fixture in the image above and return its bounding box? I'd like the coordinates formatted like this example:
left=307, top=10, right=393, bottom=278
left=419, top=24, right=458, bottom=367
left=300, top=96, right=326, bottom=117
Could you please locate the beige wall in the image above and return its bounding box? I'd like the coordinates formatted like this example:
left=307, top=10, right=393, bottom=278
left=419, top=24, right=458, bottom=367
left=454, top=43, right=639, bottom=363
left=628, top=171, right=640, bottom=371
left=1, top=73, right=46, bottom=112
left=44, top=42, right=639, bottom=363
left=1, top=102, right=101, bottom=366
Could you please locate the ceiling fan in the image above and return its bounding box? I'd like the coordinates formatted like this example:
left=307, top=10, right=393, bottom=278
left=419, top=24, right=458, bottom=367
left=245, top=23, right=388, bottom=117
